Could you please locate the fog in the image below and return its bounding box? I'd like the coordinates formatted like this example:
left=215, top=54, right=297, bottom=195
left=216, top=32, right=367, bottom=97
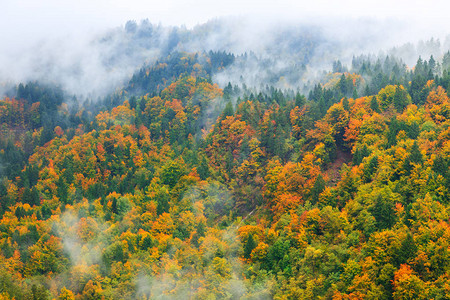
left=1, top=1, right=450, bottom=98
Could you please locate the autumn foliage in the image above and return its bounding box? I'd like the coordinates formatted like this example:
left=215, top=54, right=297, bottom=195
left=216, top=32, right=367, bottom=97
left=0, top=52, right=450, bottom=299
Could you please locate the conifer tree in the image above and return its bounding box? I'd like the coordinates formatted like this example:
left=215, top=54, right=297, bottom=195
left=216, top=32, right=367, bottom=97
left=244, top=234, right=256, bottom=259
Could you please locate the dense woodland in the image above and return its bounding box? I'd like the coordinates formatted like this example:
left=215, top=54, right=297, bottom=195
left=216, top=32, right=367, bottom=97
left=1, top=45, right=450, bottom=299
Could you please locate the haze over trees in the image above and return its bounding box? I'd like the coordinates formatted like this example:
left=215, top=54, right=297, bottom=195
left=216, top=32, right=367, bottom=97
left=1, top=17, right=450, bottom=299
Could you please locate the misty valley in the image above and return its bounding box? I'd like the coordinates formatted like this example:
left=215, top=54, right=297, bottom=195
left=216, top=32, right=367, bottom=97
left=1, top=17, right=450, bottom=299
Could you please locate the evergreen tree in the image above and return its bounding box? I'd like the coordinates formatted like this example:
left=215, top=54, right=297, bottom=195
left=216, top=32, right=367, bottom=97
left=56, top=177, right=69, bottom=205
left=295, top=92, right=306, bottom=107
left=220, top=101, right=234, bottom=121
left=409, top=141, right=423, bottom=165
left=428, top=55, right=436, bottom=75
left=244, top=234, right=257, bottom=259
left=370, top=96, right=380, bottom=113
left=369, top=195, right=395, bottom=230
left=363, top=155, right=379, bottom=183
left=141, top=236, right=153, bottom=250
left=442, top=51, right=450, bottom=71
left=342, top=97, right=350, bottom=111
left=386, top=118, right=400, bottom=148
left=393, top=86, right=410, bottom=112
left=353, top=144, right=370, bottom=165
left=397, top=232, right=417, bottom=265
left=407, top=121, right=420, bottom=139
left=41, top=204, right=52, bottom=220
left=30, top=186, right=40, bottom=206
left=197, top=155, right=210, bottom=180
left=310, top=174, right=326, bottom=204
left=156, top=188, right=170, bottom=215
left=111, top=198, right=118, bottom=214
left=433, top=155, right=448, bottom=176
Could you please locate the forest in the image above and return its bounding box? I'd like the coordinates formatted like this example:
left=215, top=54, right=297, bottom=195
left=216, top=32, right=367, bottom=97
left=1, top=19, right=450, bottom=299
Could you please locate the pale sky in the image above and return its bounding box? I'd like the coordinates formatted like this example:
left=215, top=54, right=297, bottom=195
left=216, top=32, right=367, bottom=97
left=1, top=0, right=449, bottom=97
left=1, top=0, right=449, bottom=43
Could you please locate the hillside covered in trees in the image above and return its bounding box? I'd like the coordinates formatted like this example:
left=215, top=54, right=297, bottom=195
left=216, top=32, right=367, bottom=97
left=1, top=22, right=450, bottom=299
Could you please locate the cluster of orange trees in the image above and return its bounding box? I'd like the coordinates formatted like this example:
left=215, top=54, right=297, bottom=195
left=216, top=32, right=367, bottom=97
left=0, top=53, right=450, bottom=299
